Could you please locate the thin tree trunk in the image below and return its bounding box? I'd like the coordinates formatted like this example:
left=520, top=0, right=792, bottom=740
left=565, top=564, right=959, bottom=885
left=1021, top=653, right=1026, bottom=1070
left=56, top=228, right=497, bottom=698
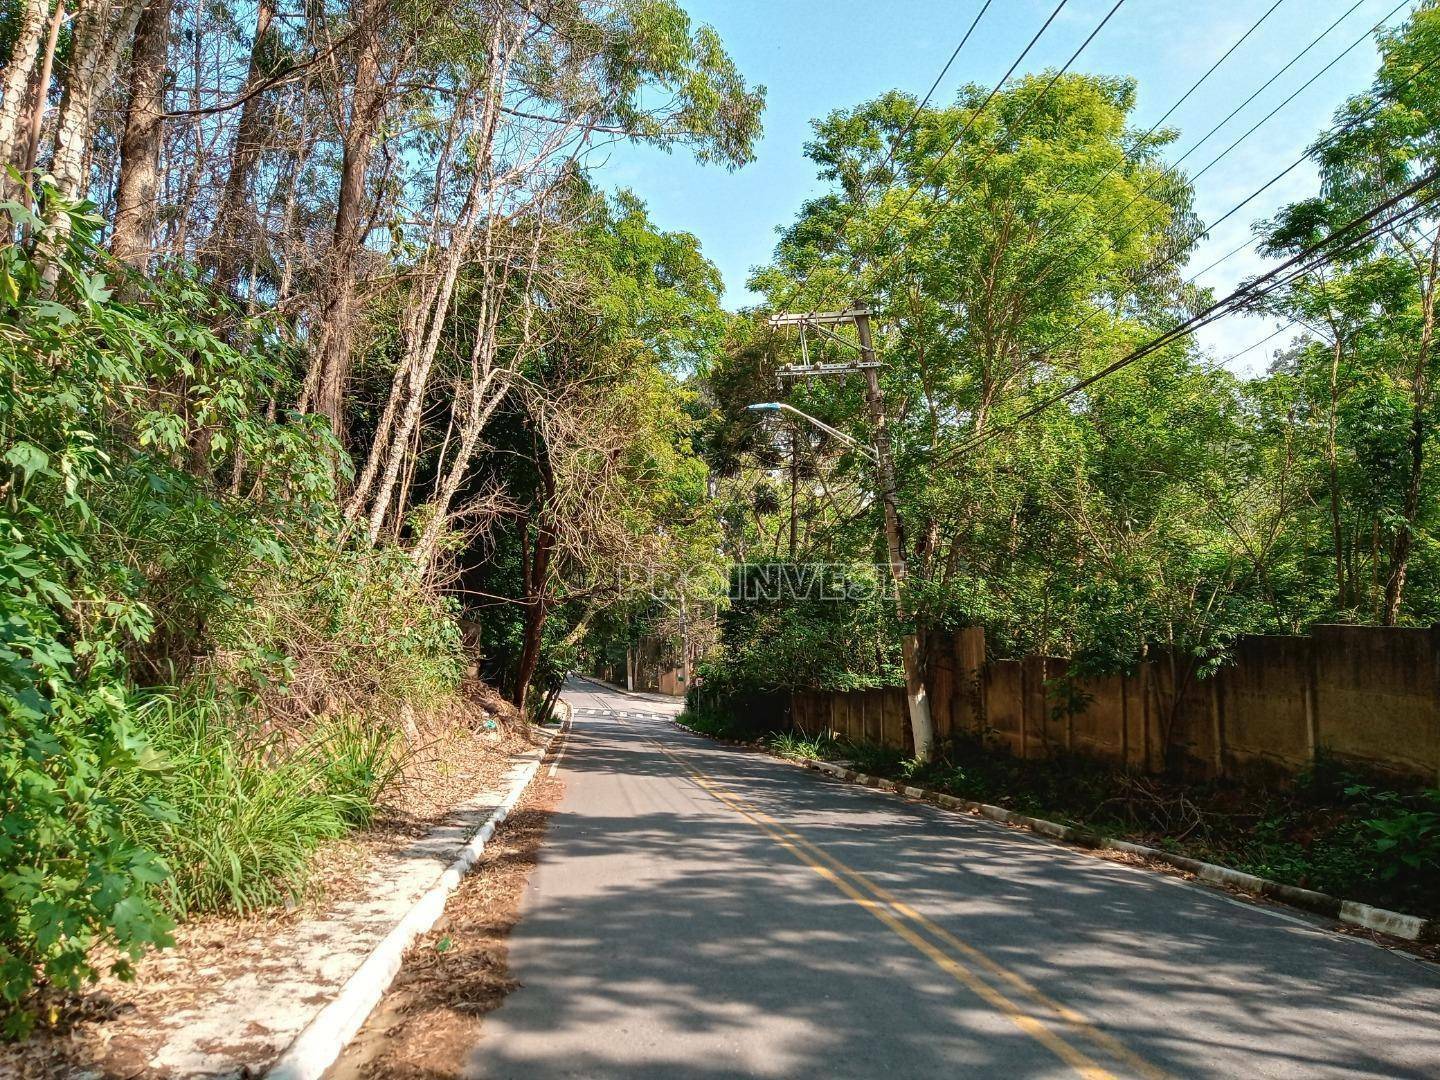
left=275, top=78, right=314, bottom=306
left=1383, top=240, right=1439, bottom=624
left=410, top=334, right=508, bottom=566
left=308, top=0, right=385, bottom=438
left=0, top=0, right=49, bottom=178
left=512, top=468, right=555, bottom=711
left=1325, top=335, right=1345, bottom=609
left=348, top=17, right=515, bottom=530
left=22, top=0, right=64, bottom=180
left=205, top=0, right=276, bottom=290
left=111, top=0, right=172, bottom=268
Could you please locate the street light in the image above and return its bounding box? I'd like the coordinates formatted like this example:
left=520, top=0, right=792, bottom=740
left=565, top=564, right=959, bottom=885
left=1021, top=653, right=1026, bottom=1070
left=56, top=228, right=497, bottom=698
left=745, top=402, right=880, bottom=464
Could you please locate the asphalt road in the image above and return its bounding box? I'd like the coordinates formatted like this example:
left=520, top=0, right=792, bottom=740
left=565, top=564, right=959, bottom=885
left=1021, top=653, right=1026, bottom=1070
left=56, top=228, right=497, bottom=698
left=465, top=677, right=1440, bottom=1078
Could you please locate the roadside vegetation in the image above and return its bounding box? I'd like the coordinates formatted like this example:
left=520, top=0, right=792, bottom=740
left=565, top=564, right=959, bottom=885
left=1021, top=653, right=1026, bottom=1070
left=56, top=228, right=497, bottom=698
left=0, top=198, right=463, bottom=1034
left=1, top=0, right=759, bottom=1038
left=688, top=6, right=1440, bottom=898
left=700, top=7, right=1440, bottom=699
left=681, top=716, right=1440, bottom=921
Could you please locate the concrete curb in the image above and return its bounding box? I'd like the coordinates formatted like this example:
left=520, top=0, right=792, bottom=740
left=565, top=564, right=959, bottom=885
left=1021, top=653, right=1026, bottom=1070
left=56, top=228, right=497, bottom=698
left=795, top=758, right=1435, bottom=944
left=666, top=716, right=1435, bottom=946
left=575, top=673, right=682, bottom=705
left=265, top=729, right=558, bottom=1080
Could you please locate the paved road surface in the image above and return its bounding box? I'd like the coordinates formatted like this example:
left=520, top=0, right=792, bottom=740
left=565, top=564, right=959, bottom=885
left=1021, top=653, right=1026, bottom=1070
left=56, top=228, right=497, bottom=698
left=466, top=676, right=1440, bottom=1078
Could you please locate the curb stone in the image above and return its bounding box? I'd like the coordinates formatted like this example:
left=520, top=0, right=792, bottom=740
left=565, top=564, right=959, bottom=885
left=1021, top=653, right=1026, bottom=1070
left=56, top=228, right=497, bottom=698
left=664, top=716, right=1436, bottom=946
left=264, top=729, right=558, bottom=1080
left=798, top=758, right=1435, bottom=944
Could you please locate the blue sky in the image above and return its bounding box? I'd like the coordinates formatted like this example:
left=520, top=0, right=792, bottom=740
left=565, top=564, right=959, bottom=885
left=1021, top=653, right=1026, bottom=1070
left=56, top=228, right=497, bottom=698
left=598, top=0, right=1408, bottom=372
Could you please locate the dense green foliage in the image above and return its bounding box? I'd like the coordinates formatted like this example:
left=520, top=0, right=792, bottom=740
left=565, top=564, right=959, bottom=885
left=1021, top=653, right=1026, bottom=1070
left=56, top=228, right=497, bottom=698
left=3, top=0, right=764, bottom=1038
left=0, top=192, right=459, bottom=1030
left=701, top=7, right=1440, bottom=701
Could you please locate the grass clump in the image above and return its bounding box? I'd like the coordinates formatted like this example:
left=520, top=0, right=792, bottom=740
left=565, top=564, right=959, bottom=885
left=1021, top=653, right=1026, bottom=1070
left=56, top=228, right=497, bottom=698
left=113, top=692, right=406, bottom=917
left=764, top=731, right=840, bottom=761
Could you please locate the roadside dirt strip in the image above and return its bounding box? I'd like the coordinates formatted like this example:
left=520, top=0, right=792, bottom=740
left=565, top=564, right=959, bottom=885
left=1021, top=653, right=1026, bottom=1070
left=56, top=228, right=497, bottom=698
left=0, top=723, right=557, bottom=1080
left=325, top=776, right=565, bottom=1079
left=266, top=720, right=564, bottom=1080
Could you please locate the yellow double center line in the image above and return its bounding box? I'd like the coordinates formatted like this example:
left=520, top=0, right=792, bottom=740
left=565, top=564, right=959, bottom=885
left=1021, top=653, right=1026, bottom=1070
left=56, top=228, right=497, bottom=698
left=617, top=717, right=1167, bottom=1080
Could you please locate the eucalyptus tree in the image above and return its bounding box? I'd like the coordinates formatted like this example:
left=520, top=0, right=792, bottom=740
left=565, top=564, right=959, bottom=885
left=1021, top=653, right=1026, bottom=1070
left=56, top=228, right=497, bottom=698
left=455, top=188, right=729, bottom=708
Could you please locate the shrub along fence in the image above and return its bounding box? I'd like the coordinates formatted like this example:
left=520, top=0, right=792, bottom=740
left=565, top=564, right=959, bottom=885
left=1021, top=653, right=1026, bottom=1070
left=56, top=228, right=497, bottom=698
left=788, top=625, right=1440, bottom=783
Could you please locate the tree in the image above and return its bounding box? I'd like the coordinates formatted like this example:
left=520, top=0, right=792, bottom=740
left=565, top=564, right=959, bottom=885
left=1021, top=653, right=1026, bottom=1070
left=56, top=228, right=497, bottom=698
left=1262, top=2, right=1440, bottom=624
left=720, top=73, right=1203, bottom=693
left=110, top=0, right=172, bottom=267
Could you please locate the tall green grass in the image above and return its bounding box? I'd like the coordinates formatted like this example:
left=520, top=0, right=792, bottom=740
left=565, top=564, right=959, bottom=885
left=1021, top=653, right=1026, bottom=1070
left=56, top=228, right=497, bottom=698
left=764, top=730, right=841, bottom=761
left=113, top=691, right=404, bottom=917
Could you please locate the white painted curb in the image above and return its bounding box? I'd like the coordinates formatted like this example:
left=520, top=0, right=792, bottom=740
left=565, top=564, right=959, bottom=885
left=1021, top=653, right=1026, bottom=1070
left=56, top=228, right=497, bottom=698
left=795, top=757, right=1435, bottom=943
left=665, top=715, right=1436, bottom=946
left=265, top=729, right=558, bottom=1080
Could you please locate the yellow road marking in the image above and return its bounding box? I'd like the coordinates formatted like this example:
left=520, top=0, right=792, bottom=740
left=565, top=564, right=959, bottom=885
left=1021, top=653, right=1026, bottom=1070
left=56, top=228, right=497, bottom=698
left=751, top=799, right=1168, bottom=1080
left=613, top=720, right=1125, bottom=1080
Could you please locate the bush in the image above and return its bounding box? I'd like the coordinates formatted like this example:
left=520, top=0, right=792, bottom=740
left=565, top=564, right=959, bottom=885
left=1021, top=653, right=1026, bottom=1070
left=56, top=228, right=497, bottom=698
left=675, top=705, right=747, bottom=740
left=0, top=185, right=462, bottom=1032
left=112, top=692, right=403, bottom=916
left=700, top=563, right=903, bottom=697
left=764, top=731, right=839, bottom=761
left=0, top=673, right=173, bottom=1038
left=210, top=543, right=464, bottom=724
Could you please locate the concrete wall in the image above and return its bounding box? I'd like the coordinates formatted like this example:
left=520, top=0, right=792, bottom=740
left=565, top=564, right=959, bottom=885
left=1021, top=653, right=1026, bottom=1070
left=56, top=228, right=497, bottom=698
left=791, top=625, right=1440, bottom=783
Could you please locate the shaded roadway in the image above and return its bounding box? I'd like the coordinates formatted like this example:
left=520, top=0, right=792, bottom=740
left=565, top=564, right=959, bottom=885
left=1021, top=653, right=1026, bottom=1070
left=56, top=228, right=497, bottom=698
left=465, top=677, right=1440, bottom=1078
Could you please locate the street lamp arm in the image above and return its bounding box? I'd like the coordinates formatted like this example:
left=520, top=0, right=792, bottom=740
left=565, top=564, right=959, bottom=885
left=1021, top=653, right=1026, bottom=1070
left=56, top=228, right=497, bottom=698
left=745, top=403, right=880, bottom=463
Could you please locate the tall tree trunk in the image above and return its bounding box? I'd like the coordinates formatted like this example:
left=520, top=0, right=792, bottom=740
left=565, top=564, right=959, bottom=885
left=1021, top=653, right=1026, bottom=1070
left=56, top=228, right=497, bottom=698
left=274, top=77, right=315, bottom=306
left=1325, top=335, right=1345, bottom=609
left=0, top=0, right=49, bottom=178
left=22, top=0, right=64, bottom=180
left=348, top=15, right=517, bottom=531
left=512, top=461, right=555, bottom=711
left=110, top=0, right=172, bottom=268
left=1383, top=240, right=1439, bottom=625
left=307, top=0, right=384, bottom=438
left=787, top=431, right=798, bottom=559
left=50, top=0, right=147, bottom=197
left=205, top=0, right=276, bottom=291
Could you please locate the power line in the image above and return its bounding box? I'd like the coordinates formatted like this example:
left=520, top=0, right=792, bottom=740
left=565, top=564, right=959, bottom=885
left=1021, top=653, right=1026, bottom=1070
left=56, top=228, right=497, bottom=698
left=1217, top=321, right=1299, bottom=368
left=1210, top=218, right=1440, bottom=371
left=879, top=0, right=997, bottom=180
left=774, top=0, right=1080, bottom=315
left=862, top=0, right=1103, bottom=248
left=1077, top=218, right=1440, bottom=428
left=948, top=185, right=1438, bottom=463
left=979, top=36, right=1440, bottom=397
left=930, top=165, right=1440, bottom=467
left=769, top=0, right=998, bottom=315
left=946, top=0, right=1406, bottom=320
left=864, top=0, right=1386, bottom=295
left=932, top=0, right=1289, bottom=298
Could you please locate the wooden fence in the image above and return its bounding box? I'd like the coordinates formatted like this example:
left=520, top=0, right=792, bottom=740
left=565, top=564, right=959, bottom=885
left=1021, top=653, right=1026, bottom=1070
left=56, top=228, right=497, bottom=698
left=788, top=625, right=1440, bottom=782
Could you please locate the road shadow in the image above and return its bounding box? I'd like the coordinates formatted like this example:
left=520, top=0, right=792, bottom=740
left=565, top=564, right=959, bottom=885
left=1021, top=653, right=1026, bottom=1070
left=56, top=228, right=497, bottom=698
left=467, top=713, right=1440, bottom=1078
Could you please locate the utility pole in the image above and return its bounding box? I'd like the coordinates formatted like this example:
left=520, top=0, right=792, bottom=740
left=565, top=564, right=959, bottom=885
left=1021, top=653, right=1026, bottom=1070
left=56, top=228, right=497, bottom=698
left=769, top=303, right=936, bottom=762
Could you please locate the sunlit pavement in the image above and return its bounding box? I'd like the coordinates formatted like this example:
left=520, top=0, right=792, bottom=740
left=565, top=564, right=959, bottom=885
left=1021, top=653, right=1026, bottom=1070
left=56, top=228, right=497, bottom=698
left=464, top=676, right=1440, bottom=1079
